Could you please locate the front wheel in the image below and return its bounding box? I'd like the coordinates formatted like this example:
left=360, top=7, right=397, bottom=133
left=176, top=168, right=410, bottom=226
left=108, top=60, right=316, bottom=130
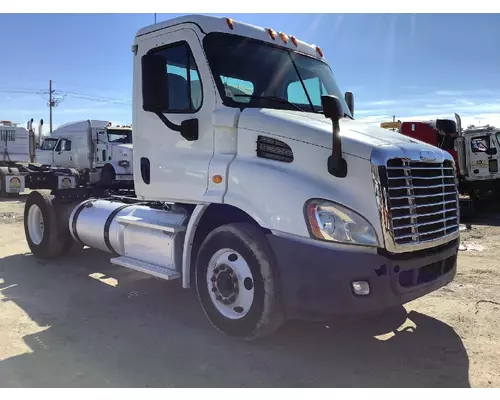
left=195, top=223, right=284, bottom=340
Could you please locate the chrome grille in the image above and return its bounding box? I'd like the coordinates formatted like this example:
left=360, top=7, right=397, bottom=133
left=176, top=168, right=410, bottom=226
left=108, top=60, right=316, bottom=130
left=384, top=158, right=459, bottom=247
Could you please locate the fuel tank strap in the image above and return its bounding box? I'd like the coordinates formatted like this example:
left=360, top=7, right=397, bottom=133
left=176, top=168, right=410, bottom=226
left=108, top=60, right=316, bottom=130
left=71, top=200, right=92, bottom=246
left=103, top=204, right=132, bottom=255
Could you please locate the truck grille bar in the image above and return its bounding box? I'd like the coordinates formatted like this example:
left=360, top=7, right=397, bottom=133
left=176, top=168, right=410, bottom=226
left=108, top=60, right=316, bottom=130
left=372, top=153, right=460, bottom=253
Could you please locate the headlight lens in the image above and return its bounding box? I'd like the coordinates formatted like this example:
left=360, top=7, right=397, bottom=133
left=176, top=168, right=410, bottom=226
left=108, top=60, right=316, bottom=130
left=305, top=199, right=379, bottom=247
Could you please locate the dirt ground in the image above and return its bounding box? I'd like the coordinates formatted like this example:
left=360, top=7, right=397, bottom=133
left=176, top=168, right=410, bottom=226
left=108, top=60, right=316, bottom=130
left=0, top=193, right=499, bottom=388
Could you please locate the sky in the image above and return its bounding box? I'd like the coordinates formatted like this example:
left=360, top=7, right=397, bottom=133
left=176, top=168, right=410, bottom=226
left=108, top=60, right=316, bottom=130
left=1, top=13, right=500, bottom=133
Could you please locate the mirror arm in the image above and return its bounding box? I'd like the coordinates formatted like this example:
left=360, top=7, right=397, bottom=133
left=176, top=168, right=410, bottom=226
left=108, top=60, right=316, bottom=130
left=327, top=118, right=347, bottom=178
left=155, top=111, right=182, bottom=132
left=155, top=112, right=199, bottom=142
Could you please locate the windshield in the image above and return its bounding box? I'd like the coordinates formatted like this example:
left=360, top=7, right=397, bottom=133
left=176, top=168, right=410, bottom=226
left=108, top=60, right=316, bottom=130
left=40, top=138, right=58, bottom=150
left=202, top=32, right=352, bottom=118
left=107, top=129, right=132, bottom=144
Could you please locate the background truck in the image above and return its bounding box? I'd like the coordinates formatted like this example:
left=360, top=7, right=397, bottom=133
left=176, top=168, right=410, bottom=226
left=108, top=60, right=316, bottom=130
left=1, top=118, right=133, bottom=198
left=37, top=120, right=134, bottom=187
left=380, top=115, right=500, bottom=215
left=23, top=14, right=460, bottom=341
left=1, top=118, right=80, bottom=197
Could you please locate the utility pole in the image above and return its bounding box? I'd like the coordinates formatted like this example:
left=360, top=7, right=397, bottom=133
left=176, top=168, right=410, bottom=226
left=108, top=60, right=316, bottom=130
left=49, top=80, right=55, bottom=133
left=154, top=13, right=157, bottom=23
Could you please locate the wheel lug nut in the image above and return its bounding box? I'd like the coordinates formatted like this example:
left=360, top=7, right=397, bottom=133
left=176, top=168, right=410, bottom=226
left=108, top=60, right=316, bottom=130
left=211, top=277, right=216, bottom=282
left=211, top=287, right=217, bottom=292
left=216, top=295, right=222, bottom=301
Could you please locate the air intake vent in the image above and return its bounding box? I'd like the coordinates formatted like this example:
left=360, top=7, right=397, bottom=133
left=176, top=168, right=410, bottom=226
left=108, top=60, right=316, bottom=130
left=256, top=136, right=293, bottom=163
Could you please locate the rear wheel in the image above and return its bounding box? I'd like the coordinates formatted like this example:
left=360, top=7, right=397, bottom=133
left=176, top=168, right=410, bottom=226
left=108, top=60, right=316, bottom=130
left=195, top=223, right=284, bottom=340
left=24, top=190, right=66, bottom=258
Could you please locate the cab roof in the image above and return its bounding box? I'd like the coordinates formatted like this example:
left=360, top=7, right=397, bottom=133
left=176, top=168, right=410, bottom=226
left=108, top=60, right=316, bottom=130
left=135, top=14, right=325, bottom=62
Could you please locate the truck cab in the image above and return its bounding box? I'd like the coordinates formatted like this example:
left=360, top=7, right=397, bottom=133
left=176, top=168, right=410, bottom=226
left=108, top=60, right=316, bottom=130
left=23, top=15, right=460, bottom=340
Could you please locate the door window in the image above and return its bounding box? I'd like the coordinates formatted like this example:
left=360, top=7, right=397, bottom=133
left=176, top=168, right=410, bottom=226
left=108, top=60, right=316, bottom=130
left=60, top=139, right=72, bottom=151
left=148, top=41, right=203, bottom=112
left=471, top=136, right=490, bottom=153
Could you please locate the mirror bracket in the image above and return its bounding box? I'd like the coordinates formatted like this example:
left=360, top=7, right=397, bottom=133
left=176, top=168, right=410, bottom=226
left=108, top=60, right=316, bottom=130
left=321, top=95, right=347, bottom=178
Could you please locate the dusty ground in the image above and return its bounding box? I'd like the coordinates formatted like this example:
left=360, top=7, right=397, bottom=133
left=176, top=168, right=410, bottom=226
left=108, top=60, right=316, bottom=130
left=0, top=193, right=499, bottom=388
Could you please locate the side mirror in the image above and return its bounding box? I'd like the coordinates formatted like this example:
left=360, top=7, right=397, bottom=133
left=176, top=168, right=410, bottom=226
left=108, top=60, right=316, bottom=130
left=321, top=95, right=347, bottom=178
left=486, top=148, right=497, bottom=156
left=142, top=54, right=169, bottom=112
left=345, top=91, right=354, bottom=117
left=321, top=95, right=344, bottom=120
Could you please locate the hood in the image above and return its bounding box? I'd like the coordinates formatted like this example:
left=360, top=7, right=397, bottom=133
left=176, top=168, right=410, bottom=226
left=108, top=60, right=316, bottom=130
left=112, top=143, right=133, bottom=158
left=112, top=143, right=133, bottom=151
left=238, top=108, right=442, bottom=160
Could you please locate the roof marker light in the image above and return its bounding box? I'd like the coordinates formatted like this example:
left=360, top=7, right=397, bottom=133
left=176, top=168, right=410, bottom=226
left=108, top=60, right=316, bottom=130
left=290, top=35, right=298, bottom=46
left=279, top=32, right=288, bottom=44
left=267, top=28, right=277, bottom=40
left=226, top=18, right=234, bottom=30
left=316, top=46, right=324, bottom=58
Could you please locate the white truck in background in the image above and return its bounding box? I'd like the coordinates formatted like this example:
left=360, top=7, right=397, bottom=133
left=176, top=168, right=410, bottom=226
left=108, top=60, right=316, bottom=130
left=37, top=120, right=134, bottom=187
left=1, top=118, right=133, bottom=197
left=23, top=15, right=460, bottom=341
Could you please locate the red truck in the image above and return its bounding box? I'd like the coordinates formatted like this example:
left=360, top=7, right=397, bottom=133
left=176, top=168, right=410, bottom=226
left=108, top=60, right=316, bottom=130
left=381, top=118, right=476, bottom=217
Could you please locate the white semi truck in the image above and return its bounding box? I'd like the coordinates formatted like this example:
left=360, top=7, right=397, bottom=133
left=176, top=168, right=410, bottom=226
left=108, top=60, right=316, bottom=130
left=1, top=119, right=134, bottom=197
left=454, top=115, right=500, bottom=205
left=23, top=15, right=460, bottom=340
left=37, top=120, right=134, bottom=187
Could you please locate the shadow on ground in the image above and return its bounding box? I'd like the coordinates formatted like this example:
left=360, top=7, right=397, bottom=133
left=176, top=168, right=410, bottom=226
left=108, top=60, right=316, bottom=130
left=0, top=249, right=470, bottom=387
left=0, top=194, right=28, bottom=203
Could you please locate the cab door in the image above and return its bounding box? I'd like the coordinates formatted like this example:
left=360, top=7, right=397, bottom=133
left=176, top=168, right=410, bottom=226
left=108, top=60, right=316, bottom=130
left=134, top=27, right=216, bottom=203
left=95, top=129, right=108, bottom=166
left=466, top=135, right=498, bottom=178
left=53, top=138, right=73, bottom=167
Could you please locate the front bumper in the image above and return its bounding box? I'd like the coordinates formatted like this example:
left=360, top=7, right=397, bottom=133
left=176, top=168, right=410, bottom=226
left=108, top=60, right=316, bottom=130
left=267, top=233, right=458, bottom=321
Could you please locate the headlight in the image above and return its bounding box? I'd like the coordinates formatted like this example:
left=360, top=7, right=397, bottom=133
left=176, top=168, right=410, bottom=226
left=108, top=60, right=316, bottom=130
left=305, top=199, right=379, bottom=247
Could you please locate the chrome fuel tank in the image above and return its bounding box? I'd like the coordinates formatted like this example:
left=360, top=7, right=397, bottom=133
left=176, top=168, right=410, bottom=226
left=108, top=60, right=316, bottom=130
left=69, top=199, right=188, bottom=270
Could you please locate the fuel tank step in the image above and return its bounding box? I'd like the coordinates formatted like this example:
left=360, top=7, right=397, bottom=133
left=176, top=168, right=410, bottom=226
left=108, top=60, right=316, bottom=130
left=110, top=256, right=180, bottom=280
left=116, top=215, right=186, bottom=232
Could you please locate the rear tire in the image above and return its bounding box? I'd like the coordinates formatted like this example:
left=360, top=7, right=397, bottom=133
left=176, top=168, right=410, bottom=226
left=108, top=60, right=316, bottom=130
left=24, top=190, right=66, bottom=259
left=195, top=222, right=284, bottom=341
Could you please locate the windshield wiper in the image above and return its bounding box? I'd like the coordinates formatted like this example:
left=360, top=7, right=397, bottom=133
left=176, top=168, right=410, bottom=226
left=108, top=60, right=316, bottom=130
left=232, top=94, right=307, bottom=112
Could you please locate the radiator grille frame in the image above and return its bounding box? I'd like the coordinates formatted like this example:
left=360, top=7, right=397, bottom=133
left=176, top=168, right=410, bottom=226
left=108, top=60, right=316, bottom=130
left=371, top=148, right=460, bottom=254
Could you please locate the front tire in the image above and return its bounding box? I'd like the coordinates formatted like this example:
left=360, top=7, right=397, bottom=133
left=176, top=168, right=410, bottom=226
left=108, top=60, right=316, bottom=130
left=195, top=223, right=284, bottom=340
left=100, top=164, right=115, bottom=187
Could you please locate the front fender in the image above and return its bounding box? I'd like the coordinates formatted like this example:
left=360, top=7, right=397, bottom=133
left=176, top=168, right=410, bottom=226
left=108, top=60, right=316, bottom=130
left=108, top=161, right=133, bottom=175
left=223, top=151, right=381, bottom=240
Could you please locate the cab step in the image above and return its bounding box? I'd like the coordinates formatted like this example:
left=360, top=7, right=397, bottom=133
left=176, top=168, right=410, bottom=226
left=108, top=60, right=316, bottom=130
left=110, top=256, right=180, bottom=280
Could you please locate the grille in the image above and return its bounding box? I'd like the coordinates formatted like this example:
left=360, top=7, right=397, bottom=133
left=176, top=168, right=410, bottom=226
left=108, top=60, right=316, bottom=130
left=384, top=158, right=459, bottom=246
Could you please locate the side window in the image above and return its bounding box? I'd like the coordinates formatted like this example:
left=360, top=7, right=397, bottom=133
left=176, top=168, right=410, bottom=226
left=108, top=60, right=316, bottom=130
left=151, top=41, right=203, bottom=112
left=287, top=77, right=326, bottom=107
left=55, top=139, right=62, bottom=152
left=62, top=139, right=72, bottom=151
left=221, top=76, right=254, bottom=103
left=471, top=136, right=490, bottom=153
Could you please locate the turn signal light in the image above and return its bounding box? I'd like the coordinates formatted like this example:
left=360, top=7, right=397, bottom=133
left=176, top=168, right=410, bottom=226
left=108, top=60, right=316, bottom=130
left=212, top=175, right=223, bottom=184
